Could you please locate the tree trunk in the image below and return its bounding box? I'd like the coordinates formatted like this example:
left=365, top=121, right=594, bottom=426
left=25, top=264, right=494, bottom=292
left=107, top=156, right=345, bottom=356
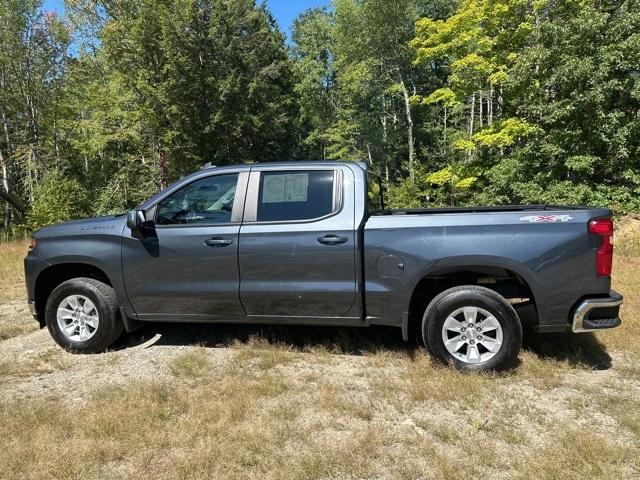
left=398, top=74, right=415, bottom=182
left=0, top=189, right=26, bottom=216
left=0, top=148, right=11, bottom=227
left=443, top=106, right=448, bottom=143
left=468, top=93, right=476, bottom=161
left=158, top=146, right=168, bottom=189
left=489, top=88, right=494, bottom=125
left=381, top=96, right=388, bottom=143
left=27, top=95, right=40, bottom=164
left=469, top=92, right=476, bottom=138
left=0, top=104, right=14, bottom=227
left=0, top=148, right=25, bottom=217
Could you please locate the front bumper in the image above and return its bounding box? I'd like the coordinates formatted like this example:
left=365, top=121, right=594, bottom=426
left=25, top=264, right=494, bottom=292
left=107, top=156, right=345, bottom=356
left=572, top=290, right=623, bottom=333
left=24, top=251, right=50, bottom=326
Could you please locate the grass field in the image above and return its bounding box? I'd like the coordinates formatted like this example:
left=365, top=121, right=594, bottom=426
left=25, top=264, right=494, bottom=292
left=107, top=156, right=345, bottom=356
left=0, top=240, right=28, bottom=304
left=0, top=225, right=638, bottom=479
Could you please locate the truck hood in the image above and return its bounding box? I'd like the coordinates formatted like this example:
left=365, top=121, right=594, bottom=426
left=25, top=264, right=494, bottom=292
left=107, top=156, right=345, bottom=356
left=33, top=214, right=127, bottom=239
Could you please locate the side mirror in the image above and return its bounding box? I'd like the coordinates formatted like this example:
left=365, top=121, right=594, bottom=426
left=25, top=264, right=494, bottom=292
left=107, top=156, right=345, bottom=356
left=127, top=210, right=148, bottom=233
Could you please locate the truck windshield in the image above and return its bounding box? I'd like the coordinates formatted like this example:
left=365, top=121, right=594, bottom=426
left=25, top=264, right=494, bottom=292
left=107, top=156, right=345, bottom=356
left=366, top=171, right=386, bottom=213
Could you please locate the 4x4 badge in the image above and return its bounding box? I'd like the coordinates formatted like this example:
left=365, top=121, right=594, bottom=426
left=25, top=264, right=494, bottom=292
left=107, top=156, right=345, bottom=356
left=519, top=215, right=573, bottom=222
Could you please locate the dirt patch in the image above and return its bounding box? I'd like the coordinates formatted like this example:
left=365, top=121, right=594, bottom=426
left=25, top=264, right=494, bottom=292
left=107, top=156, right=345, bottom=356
left=0, top=301, right=37, bottom=340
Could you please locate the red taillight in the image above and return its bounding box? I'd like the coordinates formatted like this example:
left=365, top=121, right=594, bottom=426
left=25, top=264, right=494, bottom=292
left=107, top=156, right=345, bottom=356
left=589, top=219, right=613, bottom=277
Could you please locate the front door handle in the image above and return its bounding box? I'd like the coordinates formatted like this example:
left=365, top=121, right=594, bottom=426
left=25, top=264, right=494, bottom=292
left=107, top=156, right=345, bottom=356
left=204, top=238, right=234, bottom=247
left=317, top=234, right=348, bottom=245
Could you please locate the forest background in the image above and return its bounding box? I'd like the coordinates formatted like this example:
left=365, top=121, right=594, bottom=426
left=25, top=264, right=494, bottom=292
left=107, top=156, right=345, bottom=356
left=1, top=0, right=638, bottom=232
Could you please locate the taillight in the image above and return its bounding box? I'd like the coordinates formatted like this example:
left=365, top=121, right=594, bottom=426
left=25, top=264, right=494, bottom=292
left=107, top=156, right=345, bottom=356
left=589, top=219, right=613, bottom=277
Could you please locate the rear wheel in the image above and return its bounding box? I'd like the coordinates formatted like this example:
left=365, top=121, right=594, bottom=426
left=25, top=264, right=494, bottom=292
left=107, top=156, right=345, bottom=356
left=45, top=277, right=123, bottom=353
left=422, top=286, right=522, bottom=371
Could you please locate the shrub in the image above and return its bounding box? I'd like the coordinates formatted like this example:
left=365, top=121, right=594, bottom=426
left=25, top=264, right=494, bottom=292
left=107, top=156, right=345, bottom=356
left=28, top=173, right=91, bottom=229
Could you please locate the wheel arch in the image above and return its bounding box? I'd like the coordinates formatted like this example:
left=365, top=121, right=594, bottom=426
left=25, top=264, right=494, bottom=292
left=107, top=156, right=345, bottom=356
left=34, top=262, right=114, bottom=324
left=408, top=255, right=541, bottom=332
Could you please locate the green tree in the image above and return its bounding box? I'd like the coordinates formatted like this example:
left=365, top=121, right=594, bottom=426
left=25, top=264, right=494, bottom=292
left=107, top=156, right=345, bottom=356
left=291, top=7, right=337, bottom=160
left=94, top=0, right=296, bottom=181
left=29, top=172, right=90, bottom=229
left=62, top=0, right=297, bottom=213
left=496, top=0, right=640, bottom=211
left=0, top=1, right=71, bottom=226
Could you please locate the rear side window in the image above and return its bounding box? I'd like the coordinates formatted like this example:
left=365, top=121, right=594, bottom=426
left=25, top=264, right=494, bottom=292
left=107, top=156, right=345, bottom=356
left=257, top=170, right=335, bottom=222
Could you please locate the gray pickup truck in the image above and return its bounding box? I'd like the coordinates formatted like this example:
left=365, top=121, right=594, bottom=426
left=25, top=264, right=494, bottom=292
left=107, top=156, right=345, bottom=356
left=24, top=162, right=622, bottom=370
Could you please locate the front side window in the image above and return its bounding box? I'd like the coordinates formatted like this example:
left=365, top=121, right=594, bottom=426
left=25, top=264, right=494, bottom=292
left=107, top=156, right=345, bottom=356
left=155, top=173, right=238, bottom=225
left=257, top=170, right=335, bottom=222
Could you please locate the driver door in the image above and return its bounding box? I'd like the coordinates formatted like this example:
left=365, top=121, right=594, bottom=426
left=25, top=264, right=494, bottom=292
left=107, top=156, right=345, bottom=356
left=121, top=171, right=248, bottom=320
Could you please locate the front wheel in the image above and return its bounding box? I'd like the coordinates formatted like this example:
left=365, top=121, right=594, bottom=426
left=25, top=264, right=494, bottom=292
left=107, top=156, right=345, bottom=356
left=422, top=286, right=522, bottom=371
left=45, top=277, right=124, bottom=353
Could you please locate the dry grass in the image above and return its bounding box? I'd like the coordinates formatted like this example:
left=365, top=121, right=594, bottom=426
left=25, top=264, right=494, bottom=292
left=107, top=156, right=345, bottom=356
left=0, top=240, right=28, bottom=303
left=0, top=240, right=34, bottom=340
left=0, top=301, right=37, bottom=341
left=169, top=347, right=212, bottom=379
left=616, top=215, right=640, bottom=256
left=0, top=348, right=71, bottom=378
left=0, top=222, right=639, bottom=479
left=607, top=255, right=640, bottom=356
left=0, top=317, right=37, bottom=340
left=1, top=350, right=638, bottom=480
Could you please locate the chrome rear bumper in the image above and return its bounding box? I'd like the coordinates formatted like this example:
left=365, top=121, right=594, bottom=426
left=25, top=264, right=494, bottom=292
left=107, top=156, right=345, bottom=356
left=572, top=290, right=623, bottom=333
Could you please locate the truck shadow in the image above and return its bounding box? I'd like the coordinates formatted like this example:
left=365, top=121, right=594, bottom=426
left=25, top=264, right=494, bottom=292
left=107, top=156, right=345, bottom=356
left=517, top=303, right=612, bottom=370
left=113, top=321, right=612, bottom=370
left=521, top=330, right=612, bottom=370
left=114, top=322, right=416, bottom=357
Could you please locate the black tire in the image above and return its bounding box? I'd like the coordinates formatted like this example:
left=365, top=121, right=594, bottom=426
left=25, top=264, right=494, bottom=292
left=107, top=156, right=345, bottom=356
left=422, top=286, right=522, bottom=371
left=45, top=277, right=123, bottom=353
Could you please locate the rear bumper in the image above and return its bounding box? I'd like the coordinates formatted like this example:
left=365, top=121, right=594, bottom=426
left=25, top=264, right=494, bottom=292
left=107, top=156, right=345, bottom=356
left=572, top=290, right=623, bottom=333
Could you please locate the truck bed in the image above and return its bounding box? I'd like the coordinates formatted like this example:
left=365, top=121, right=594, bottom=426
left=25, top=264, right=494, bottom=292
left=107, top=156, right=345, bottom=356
left=363, top=203, right=612, bottom=333
left=371, top=204, right=595, bottom=216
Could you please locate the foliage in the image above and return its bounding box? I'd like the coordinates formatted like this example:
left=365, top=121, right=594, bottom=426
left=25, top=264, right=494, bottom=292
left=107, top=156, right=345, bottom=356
left=0, top=0, right=639, bottom=232
left=411, top=0, right=640, bottom=211
left=1, top=0, right=298, bottom=231
left=29, top=173, right=90, bottom=229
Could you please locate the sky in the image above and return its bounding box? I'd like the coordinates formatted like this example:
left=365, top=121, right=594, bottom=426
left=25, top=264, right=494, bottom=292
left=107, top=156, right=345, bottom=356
left=42, top=0, right=329, bottom=41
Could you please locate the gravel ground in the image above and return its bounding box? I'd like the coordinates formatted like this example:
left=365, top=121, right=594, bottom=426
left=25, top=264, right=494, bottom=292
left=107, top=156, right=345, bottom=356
left=0, top=301, right=237, bottom=404
left=0, top=299, right=638, bottom=410
left=1, top=299, right=639, bottom=479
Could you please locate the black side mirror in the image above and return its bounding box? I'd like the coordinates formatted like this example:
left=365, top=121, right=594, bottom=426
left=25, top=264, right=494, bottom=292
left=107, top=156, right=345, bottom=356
left=127, top=210, right=151, bottom=234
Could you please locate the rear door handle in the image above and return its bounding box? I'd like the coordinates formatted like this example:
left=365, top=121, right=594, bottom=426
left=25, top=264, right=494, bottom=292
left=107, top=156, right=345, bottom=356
left=317, top=234, right=348, bottom=245
left=204, top=238, right=234, bottom=247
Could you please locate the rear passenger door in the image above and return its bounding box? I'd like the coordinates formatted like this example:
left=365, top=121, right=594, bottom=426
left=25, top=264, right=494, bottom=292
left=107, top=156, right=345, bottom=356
left=238, top=166, right=357, bottom=318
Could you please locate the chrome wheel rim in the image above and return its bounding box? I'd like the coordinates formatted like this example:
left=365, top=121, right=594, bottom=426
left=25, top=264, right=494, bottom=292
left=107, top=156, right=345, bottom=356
left=56, top=294, right=99, bottom=342
left=441, top=306, right=503, bottom=364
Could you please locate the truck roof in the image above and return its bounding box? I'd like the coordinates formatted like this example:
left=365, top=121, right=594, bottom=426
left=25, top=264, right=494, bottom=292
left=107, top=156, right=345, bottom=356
left=201, top=160, right=368, bottom=171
